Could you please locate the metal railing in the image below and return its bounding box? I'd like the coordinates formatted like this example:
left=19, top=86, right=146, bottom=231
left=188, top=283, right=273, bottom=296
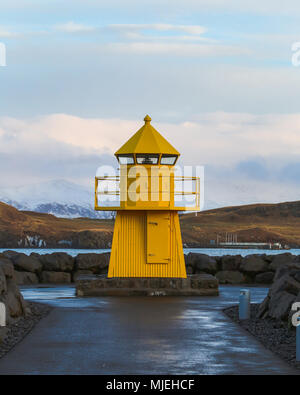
left=95, top=175, right=200, bottom=211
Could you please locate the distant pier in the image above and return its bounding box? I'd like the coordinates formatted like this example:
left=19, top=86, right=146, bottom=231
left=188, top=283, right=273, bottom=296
left=218, top=242, right=284, bottom=250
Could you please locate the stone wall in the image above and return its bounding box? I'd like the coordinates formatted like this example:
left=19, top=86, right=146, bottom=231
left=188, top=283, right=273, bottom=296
left=185, top=252, right=297, bottom=285
left=76, top=274, right=219, bottom=297
left=257, top=260, right=300, bottom=322
left=1, top=250, right=298, bottom=286
left=0, top=255, right=28, bottom=327
left=0, top=251, right=110, bottom=285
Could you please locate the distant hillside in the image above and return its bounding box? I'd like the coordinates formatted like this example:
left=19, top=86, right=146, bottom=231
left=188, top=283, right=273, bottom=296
left=0, top=202, right=113, bottom=249
left=1, top=200, right=300, bottom=248
left=180, top=201, right=300, bottom=247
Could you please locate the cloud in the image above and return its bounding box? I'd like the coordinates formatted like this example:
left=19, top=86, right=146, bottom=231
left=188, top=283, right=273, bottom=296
left=0, top=115, right=117, bottom=187
left=1, top=112, right=300, bottom=207
left=54, top=21, right=95, bottom=33
left=0, top=27, right=18, bottom=39
left=109, top=24, right=207, bottom=36
left=86, top=23, right=234, bottom=58
left=2, top=112, right=300, bottom=167
left=105, top=42, right=248, bottom=57
left=107, top=23, right=216, bottom=48
left=153, top=24, right=206, bottom=35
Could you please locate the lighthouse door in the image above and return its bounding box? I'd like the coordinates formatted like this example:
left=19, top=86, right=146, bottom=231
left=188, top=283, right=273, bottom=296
left=146, top=212, right=170, bottom=264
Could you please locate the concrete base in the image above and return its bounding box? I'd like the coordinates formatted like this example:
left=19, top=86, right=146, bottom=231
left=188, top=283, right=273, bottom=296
left=75, top=274, right=219, bottom=297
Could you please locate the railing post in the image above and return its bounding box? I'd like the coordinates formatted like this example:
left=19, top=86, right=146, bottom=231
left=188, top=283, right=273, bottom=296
left=94, top=177, right=98, bottom=209
left=0, top=302, right=6, bottom=327
left=296, top=317, right=300, bottom=362
left=239, top=289, right=250, bottom=320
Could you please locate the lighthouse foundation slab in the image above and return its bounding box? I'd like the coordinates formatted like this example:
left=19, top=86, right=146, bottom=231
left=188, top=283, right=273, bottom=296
left=75, top=274, right=219, bottom=297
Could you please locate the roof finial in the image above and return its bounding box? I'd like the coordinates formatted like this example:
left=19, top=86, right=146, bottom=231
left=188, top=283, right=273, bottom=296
left=144, top=114, right=152, bottom=124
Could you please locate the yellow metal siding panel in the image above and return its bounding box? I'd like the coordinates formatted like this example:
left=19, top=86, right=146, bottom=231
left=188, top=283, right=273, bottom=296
left=108, top=211, right=186, bottom=278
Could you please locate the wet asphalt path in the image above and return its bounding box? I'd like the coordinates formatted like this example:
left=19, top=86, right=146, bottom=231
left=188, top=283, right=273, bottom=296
left=0, top=285, right=297, bottom=375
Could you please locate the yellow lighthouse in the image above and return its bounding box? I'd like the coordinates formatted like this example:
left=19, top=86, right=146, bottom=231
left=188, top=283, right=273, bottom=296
left=95, top=115, right=200, bottom=279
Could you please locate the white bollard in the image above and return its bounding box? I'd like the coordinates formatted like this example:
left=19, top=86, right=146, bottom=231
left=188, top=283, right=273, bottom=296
left=239, top=289, right=250, bottom=320
left=0, top=302, right=6, bottom=327
left=296, top=317, right=300, bottom=362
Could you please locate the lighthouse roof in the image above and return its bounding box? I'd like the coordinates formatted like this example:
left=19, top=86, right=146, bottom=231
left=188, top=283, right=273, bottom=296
left=115, top=115, right=180, bottom=156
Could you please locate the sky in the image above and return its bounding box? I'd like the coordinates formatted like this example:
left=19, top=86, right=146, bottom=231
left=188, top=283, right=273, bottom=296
left=1, top=0, right=300, bottom=208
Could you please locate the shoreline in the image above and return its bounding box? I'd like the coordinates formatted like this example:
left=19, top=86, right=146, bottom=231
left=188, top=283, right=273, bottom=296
left=223, top=304, right=300, bottom=371
left=0, top=302, right=52, bottom=360
left=2, top=247, right=300, bottom=258
left=1, top=245, right=298, bottom=250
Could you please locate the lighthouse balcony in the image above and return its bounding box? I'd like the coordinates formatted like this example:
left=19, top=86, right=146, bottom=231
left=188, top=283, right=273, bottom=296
left=95, top=175, right=200, bottom=211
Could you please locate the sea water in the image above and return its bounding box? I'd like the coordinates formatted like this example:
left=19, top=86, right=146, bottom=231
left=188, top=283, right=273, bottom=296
left=0, top=247, right=299, bottom=257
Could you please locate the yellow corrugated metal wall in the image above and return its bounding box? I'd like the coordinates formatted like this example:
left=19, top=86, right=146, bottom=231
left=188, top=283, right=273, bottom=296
left=108, top=211, right=186, bottom=278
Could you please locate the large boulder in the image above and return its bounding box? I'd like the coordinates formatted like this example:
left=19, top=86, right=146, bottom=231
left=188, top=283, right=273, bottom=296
left=41, top=271, right=71, bottom=284
left=1, top=278, right=27, bottom=319
left=273, top=264, right=300, bottom=283
left=39, top=253, right=74, bottom=272
left=13, top=254, right=42, bottom=273
left=216, top=270, right=245, bottom=284
left=254, top=272, right=275, bottom=284
left=186, top=253, right=218, bottom=275
left=263, top=255, right=274, bottom=263
left=270, top=273, right=300, bottom=297
left=184, top=254, right=194, bottom=274
left=257, top=264, right=300, bottom=322
left=75, top=253, right=110, bottom=274
left=267, top=291, right=296, bottom=321
left=1, top=250, right=21, bottom=261
left=257, top=294, right=270, bottom=319
left=0, top=267, right=7, bottom=294
left=15, top=271, right=39, bottom=285
left=269, top=253, right=297, bottom=272
left=293, top=271, right=300, bottom=283
left=0, top=257, right=15, bottom=278
left=0, top=261, right=28, bottom=322
left=240, top=255, right=269, bottom=274
left=221, top=255, right=242, bottom=271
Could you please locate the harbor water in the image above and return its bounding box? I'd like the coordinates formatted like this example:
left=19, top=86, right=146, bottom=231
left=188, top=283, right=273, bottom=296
left=0, top=247, right=299, bottom=257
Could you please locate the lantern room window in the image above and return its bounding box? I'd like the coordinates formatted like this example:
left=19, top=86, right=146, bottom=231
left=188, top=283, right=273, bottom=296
left=136, top=154, right=159, bottom=165
left=117, top=155, right=135, bottom=165
left=160, top=155, right=178, bottom=165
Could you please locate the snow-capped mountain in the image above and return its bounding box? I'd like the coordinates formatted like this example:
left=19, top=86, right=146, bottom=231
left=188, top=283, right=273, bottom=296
left=0, top=179, right=113, bottom=219
left=0, top=177, right=293, bottom=219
